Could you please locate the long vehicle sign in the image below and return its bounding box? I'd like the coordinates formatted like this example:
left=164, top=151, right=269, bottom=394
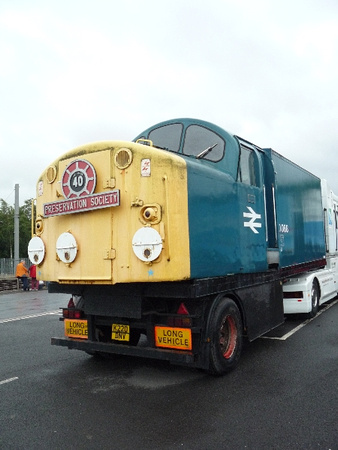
left=155, top=326, right=192, bottom=351
left=43, top=190, right=120, bottom=217
left=64, top=319, right=88, bottom=339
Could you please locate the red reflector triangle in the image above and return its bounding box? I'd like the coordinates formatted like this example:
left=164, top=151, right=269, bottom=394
left=177, top=303, right=189, bottom=315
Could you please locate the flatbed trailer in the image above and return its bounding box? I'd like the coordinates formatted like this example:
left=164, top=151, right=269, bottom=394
left=50, top=270, right=284, bottom=372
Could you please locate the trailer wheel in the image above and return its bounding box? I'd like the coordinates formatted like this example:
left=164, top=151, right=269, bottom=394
left=208, top=297, right=243, bottom=375
left=308, top=280, right=319, bottom=318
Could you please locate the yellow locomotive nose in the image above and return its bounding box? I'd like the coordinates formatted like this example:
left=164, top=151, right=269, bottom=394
left=30, top=140, right=190, bottom=284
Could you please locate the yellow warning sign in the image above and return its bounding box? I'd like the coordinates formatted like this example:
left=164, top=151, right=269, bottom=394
left=155, top=326, right=192, bottom=350
left=64, top=319, right=88, bottom=339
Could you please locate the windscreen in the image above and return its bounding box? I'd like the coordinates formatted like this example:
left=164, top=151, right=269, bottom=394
left=183, top=125, right=225, bottom=161
left=148, top=123, right=183, bottom=152
left=138, top=121, right=225, bottom=162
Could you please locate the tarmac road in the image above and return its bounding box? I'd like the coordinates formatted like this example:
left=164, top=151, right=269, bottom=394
left=0, top=290, right=337, bottom=449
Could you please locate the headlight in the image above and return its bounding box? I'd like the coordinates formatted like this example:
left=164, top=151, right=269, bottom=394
left=114, top=148, right=133, bottom=170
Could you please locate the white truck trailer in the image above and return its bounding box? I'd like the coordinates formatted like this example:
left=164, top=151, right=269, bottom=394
left=283, top=179, right=338, bottom=317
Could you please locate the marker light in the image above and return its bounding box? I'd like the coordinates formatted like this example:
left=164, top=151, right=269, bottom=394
left=56, top=232, right=78, bottom=263
left=28, top=236, right=45, bottom=265
left=132, top=227, right=163, bottom=262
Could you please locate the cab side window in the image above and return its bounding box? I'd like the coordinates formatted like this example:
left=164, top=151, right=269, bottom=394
left=238, top=146, right=258, bottom=187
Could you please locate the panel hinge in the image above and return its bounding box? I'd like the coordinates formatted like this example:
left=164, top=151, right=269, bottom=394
left=104, top=249, right=116, bottom=260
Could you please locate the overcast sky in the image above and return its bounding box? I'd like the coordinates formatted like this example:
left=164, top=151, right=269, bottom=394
left=1, top=0, right=337, bottom=205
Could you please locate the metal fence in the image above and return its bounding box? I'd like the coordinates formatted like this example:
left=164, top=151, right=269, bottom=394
left=0, top=258, right=30, bottom=276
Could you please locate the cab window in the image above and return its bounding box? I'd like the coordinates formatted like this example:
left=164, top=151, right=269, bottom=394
left=182, top=125, right=225, bottom=161
left=238, top=146, right=259, bottom=186
left=148, top=123, right=183, bottom=152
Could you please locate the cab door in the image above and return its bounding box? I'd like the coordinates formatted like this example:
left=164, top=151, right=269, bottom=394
left=261, top=149, right=279, bottom=267
left=236, top=143, right=268, bottom=272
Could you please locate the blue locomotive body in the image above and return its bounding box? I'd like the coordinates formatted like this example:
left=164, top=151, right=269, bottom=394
left=134, top=118, right=326, bottom=279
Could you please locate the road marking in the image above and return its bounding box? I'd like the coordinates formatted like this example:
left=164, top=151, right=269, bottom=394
left=0, top=310, right=60, bottom=324
left=262, top=298, right=338, bottom=340
left=0, top=377, right=19, bottom=385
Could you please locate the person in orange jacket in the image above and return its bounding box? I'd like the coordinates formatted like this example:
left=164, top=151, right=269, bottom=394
left=16, top=260, right=29, bottom=291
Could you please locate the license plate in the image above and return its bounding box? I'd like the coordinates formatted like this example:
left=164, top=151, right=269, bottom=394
left=112, top=323, right=130, bottom=341
left=64, top=319, right=88, bottom=339
left=155, top=326, right=192, bottom=351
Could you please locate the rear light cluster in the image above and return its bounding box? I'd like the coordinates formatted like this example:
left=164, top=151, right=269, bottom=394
left=167, top=303, right=192, bottom=327
left=63, top=309, right=83, bottom=319
left=62, top=297, right=84, bottom=319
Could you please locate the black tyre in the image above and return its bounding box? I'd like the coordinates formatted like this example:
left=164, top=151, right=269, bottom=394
left=208, top=297, right=243, bottom=375
left=308, top=280, right=319, bottom=318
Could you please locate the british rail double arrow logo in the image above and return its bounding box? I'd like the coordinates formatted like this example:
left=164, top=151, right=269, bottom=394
left=243, top=207, right=262, bottom=234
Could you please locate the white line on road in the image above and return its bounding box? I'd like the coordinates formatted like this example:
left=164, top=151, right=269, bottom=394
left=262, top=298, right=338, bottom=341
left=0, top=377, right=19, bottom=385
left=0, top=310, right=60, bottom=324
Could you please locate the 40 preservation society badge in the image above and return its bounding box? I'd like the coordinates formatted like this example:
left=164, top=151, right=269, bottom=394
left=42, top=159, right=120, bottom=217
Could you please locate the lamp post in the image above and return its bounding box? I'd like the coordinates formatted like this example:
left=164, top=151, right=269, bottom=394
left=14, top=184, right=20, bottom=270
